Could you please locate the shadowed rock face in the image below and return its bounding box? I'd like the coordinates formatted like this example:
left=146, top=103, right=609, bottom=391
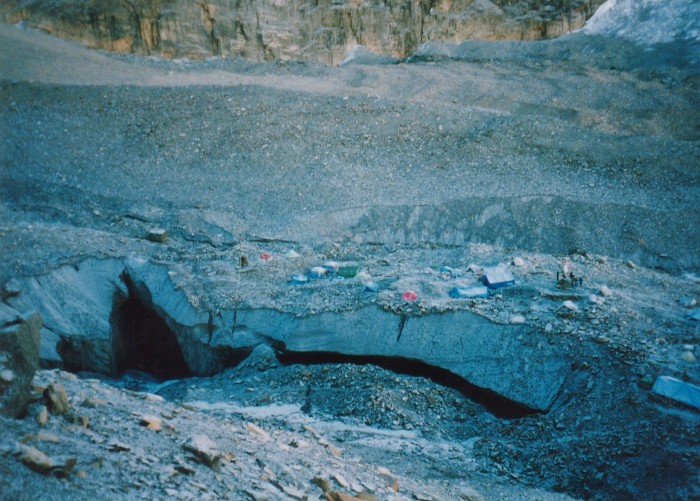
left=5, top=259, right=125, bottom=375
left=0, top=0, right=605, bottom=63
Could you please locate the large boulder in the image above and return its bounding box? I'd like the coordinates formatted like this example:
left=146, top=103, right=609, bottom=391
left=0, top=303, right=41, bottom=418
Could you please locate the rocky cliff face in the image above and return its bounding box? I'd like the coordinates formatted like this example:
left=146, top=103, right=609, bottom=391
left=1, top=0, right=605, bottom=63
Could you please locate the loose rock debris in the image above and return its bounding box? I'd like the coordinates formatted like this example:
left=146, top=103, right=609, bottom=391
left=1, top=242, right=699, bottom=500
left=1, top=367, right=595, bottom=501
left=1, top=15, right=699, bottom=501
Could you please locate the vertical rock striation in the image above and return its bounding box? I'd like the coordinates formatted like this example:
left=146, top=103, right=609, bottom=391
left=0, top=0, right=606, bottom=63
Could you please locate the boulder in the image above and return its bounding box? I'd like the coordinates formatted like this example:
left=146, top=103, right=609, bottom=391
left=0, top=303, right=41, bottom=418
left=43, top=382, right=69, bottom=415
left=17, top=444, right=54, bottom=474
left=146, top=228, right=168, bottom=243
left=139, top=415, right=162, bottom=431
left=182, top=434, right=222, bottom=469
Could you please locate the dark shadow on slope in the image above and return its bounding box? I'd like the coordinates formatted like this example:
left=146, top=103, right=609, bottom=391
left=278, top=350, right=540, bottom=419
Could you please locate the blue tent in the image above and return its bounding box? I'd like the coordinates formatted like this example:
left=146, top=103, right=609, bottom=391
left=652, top=376, right=700, bottom=410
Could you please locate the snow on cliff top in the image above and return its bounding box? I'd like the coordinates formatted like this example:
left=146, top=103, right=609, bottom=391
left=583, top=0, right=700, bottom=45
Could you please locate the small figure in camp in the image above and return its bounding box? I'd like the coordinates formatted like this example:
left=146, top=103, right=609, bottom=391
left=556, top=258, right=584, bottom=288
left=556, top=257, right=570, bottom=286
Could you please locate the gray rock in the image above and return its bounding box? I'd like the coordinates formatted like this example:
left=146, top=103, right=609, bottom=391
left=35, top=405, right=48, bottom=426
left=17, top=444, right=54, bottom=474
left=637, top=374, right=655, bottom=390
left=146, top=228, right=168, bottom=243
left=681, top=351, right=697, bottom=363
left=0, top=304, right=41, bottom=418
left=235, top=344, right=279, bottom=373
left=139, top=415, right=162, bottom=431
left=512, top=257, right=526, bottom=267
left=106, top=439, right=131, bottom=452
left=562, top=301, right=579, bottom=312
left=183, top=434, right=222, bottom=470
left=43, top=382, right=70, bottom=415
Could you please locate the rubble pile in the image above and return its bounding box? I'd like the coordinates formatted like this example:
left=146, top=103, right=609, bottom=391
left=0, top=368, right=570, bottom=500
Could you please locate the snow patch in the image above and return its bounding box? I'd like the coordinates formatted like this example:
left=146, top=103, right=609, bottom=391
left=583, top=0, right=700, bottom=45
left=189, top=401, right=304, bottom=419
left=339, top=45, right=398, bottom=66
left=312, top=420, right=419, bottom=440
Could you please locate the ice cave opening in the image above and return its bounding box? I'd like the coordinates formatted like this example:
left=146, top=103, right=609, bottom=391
left=113, top=294, right=190, bottom=381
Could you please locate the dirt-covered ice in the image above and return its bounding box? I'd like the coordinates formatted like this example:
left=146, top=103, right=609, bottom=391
left=1, top=13, right=699, bottom=501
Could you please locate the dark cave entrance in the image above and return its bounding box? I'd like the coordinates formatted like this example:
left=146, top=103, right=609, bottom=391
left=278, top=351, right=541, bottom=419
left=113, top=295, right=190, bottom=381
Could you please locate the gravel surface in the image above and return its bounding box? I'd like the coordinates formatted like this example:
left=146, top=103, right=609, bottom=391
left=1, top=24, right=699, bottom=277
left=1, top=22, right=699, bottom=501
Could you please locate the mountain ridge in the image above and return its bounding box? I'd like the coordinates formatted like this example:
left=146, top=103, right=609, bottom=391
left=1, top=0, right=605, bottom=63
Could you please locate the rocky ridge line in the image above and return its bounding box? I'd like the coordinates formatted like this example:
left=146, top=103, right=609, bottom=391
left=0, top=0, right=605, bottom=63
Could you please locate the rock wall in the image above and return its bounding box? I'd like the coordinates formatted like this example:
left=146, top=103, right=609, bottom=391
left=0, top=0, right=606, bottom=63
